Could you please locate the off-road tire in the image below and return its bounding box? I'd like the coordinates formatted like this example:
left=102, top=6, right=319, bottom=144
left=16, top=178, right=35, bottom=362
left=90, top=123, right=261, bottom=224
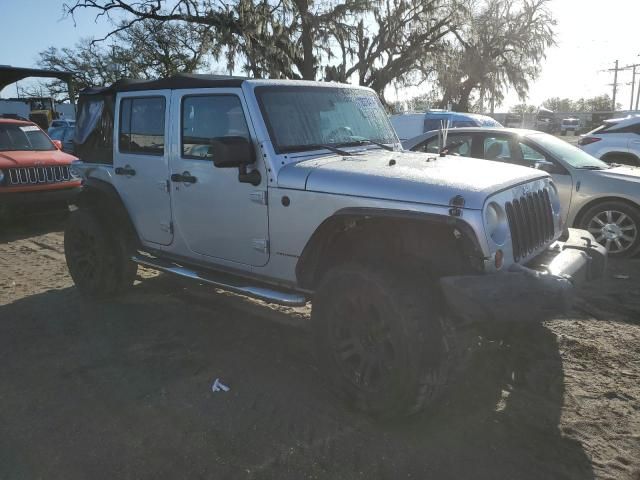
left=578, top=200, right=640, bottom=258
left=312, top=263, right=456, bottom=417
left=64, top=208, right=137, bottom=298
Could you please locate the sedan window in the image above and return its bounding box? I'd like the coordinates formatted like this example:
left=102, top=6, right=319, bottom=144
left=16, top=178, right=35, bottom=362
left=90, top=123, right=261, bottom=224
left=417, top=134, right=473, bottom=155
left=519, top=143, right=547, bottom=163
left=483, top=137, right=513, bottom=162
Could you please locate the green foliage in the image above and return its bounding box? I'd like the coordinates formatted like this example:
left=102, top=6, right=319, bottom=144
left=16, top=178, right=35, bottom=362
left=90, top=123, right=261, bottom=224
left=59, top=0, right=556, bottom=108
left=542, top=95, right=620, bottom=112
left=433, top=0, right=556, bottom=112
left=34, top=19, right=214, bottom=101
left=510, top=103, right=538, bottom=114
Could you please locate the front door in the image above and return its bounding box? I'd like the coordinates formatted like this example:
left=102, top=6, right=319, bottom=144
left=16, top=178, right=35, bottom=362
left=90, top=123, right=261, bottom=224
left=113, top=91, right=173, bottom=245
left=168, top=90, right=269, bottom=267
left=513, top=139, right=574, bottom=224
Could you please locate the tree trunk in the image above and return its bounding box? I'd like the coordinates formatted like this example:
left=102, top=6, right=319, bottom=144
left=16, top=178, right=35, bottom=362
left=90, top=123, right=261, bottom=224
left=295, top=0, right=316, bottom=80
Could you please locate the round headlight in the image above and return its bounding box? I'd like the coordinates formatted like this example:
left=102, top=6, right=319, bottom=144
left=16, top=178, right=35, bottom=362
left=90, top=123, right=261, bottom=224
left=485, top=202, right=508, bottom=245
left=69, top=164, right=81, bottom=178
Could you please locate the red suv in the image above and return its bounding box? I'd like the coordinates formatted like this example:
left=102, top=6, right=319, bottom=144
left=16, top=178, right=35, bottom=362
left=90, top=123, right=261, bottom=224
left=0, top=118, right=81, bottom=217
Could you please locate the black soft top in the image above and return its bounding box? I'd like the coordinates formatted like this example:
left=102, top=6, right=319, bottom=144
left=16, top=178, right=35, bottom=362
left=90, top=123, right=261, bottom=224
left=81, top=73, right=247, bottom=95
left=75, top=73, right=248, bottom=164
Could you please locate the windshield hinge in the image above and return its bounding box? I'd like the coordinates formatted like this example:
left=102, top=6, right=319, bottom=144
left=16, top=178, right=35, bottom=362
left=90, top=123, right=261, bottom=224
left=250, top=190, right=268, bottom=205
left=252, top=238, right=269, bottom=254
left=160, top=221, right=173, bottom=234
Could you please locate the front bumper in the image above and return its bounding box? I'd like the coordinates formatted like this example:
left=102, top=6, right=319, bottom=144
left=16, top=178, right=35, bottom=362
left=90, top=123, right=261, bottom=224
left=440, top=228, right=607, bottom=324
left=0, top=186, right=81, bottom=205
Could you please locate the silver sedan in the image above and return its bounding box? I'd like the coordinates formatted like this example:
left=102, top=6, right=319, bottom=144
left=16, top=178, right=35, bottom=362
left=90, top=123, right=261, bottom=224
left=403, top=127, right=640, bottom=257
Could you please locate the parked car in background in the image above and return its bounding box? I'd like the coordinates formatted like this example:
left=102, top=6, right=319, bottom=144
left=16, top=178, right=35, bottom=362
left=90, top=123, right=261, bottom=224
left=48, top=125, right=76, bottom=154
left=390, top=110, right=502, bottom=140
left=534, top=107, right=557, bottom=133
left=49, top=119, right=75, bottom=129
left=578, top=115, right=640, bottom=166
left=0, top=118, right=80, bottom=220
left=560, top=118, right=581, bottom=136
left=404, top=127, right=640, bottom=257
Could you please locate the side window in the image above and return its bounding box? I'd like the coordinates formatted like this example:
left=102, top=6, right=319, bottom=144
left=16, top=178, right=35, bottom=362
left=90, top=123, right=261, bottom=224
left=483, top=136, right=513, bottom=162
left=423, top=119, right=442, bottom=132
left=416, top=137, right=440, bottom=153
left=416, top=134, right=473, bottom=155
left=182, top=95, right=250, bottom=159
left=519, top=142, right=547, bottom=164
left=119, top=97, right=165, bottom=156
left=451, top=121, right=475, bottom=128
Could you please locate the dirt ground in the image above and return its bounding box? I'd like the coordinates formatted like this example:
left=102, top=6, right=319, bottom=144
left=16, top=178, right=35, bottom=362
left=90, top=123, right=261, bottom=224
left=1, top=214, right=639, bottom=480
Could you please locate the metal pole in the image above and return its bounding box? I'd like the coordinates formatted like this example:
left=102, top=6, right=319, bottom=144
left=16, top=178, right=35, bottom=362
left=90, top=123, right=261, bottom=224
left=631, top=66, right=637, bottom=111
left=612, top=60, right=618, bottom=111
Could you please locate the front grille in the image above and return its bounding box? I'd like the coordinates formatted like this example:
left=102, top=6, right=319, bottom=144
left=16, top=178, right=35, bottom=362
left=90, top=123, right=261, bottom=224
left=5, top=166, right=72, bottom=186
left=505, top=188, right=555, bottom=261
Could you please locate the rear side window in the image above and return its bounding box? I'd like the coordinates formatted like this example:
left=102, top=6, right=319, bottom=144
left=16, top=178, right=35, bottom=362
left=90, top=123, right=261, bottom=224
left=415, top=134, right=473, bottom=155
left=483, top=136, right=513, bottom=162
left=119, top=97, right=165, bottom=155
left=181, top=95, right=250, bottom=159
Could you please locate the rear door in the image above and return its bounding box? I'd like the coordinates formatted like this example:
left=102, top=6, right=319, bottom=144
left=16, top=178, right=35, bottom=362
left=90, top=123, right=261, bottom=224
left=113, top=91, right=173, bottom=245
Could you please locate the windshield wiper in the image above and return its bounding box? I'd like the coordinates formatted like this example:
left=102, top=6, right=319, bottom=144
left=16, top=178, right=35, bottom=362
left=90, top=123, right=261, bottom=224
left=343, top=136, right=395, bottom=151
left=577, top=165, right=607, bottom=170
left=310, top=144, right=353, bottom=156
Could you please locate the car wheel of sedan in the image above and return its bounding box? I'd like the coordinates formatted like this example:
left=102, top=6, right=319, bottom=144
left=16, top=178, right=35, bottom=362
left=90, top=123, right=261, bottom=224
left=580, top=201, right=640, bottom=257
left=312, top=263, right=456, bottom=417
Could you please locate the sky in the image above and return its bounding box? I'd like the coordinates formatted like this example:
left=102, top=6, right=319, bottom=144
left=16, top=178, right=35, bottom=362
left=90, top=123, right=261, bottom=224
left=0, top=0, right=638, bottom=111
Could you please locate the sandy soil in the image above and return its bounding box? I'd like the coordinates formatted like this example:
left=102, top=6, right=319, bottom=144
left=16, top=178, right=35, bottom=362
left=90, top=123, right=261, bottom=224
left=1, top=215, right=639, bottom=480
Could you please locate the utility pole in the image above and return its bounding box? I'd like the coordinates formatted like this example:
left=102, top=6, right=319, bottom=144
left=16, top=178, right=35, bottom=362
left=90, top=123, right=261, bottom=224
left=631, top=66, right=637, bottom=111
left=617, top=62, right=640, bottom=111
left=610, top=60, right=619, bottom=111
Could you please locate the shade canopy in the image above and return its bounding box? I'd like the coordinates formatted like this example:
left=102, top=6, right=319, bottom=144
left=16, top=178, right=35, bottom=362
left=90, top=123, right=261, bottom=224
left=0, top=65, right=74, bottom=91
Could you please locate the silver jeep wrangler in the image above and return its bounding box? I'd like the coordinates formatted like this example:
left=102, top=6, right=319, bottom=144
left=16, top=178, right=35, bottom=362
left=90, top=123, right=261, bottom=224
left=65, top=74, right=606, bottom=416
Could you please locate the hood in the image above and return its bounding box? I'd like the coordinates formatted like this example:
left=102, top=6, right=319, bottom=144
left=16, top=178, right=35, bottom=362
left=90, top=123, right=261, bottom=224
left=0, top=149, right=78, bottom=168
left=596, top=165, right=640, bottom=183
left=278, top=149, right=547, bottom=209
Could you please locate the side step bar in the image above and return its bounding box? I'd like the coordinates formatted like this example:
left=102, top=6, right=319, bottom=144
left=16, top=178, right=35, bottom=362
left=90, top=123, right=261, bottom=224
left=131, top=255, right=308, bottom=307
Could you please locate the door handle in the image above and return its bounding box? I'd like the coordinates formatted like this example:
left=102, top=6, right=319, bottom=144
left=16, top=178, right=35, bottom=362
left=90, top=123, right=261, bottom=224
left=115, top=165, right=136, bottom=176
left=170, top=172, right=197, bottom=184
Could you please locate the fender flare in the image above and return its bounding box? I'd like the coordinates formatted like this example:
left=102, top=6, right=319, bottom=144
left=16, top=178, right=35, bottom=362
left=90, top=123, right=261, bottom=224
left=77, top=178, right=140, bottom=246
left=295, top=207, right=483, bottom=289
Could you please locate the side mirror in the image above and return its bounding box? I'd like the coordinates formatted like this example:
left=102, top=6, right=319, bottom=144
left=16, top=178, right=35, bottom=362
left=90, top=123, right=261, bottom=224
left=52, top=139, right=63, bottom=151
left=534, top=159, right=555, bottom=173
left=210, top=136, right=261, bottom=186
left=210, top=136, right=255, bottom=168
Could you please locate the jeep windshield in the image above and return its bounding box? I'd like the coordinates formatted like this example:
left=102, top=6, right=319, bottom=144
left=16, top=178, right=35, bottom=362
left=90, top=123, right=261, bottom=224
left=256, top=86, right=397, bottom=154
left=0, top=123, right=55, bottom=152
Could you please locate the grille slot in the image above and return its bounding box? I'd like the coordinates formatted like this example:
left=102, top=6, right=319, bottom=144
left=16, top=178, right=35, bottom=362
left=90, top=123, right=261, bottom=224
left=505, top=188, right=554, bottom=261
left=6, top=165, right=72, bottom=186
